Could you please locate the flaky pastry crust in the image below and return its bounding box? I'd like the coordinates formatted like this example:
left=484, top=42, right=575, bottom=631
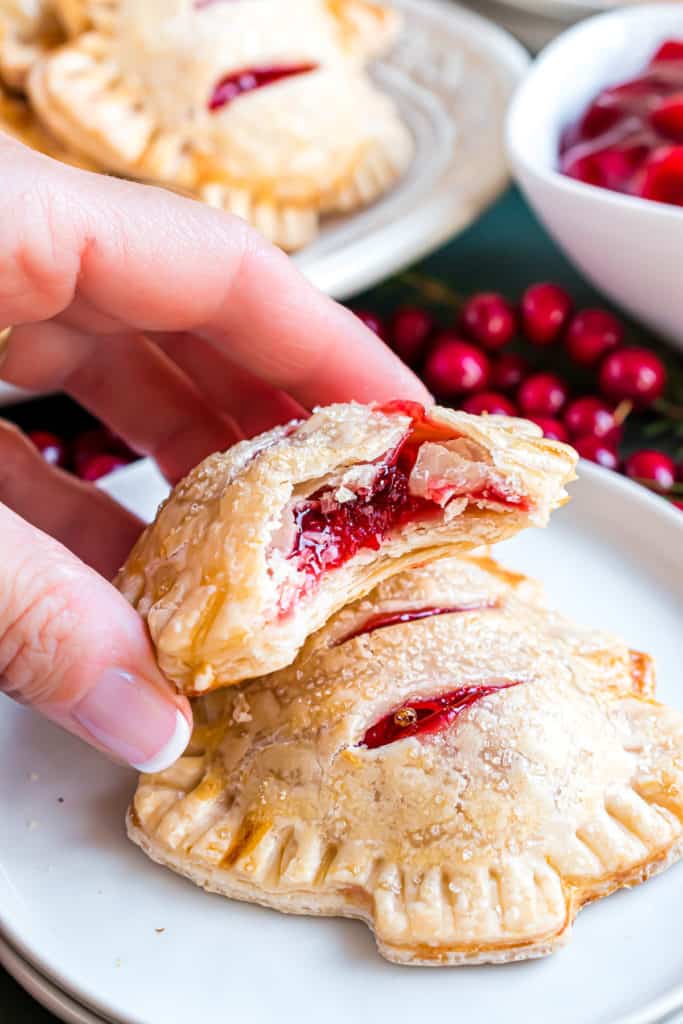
left=116, top=402, right=577, bottom=694
left=128, top=554, right=682, bottom=965
left=27, top=0, right=412, bottom=250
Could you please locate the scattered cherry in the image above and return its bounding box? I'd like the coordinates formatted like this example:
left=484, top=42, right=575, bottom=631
left=71, top=428, right=116, bottom=475
left=527, top=417, right=569, bottom=443
left=462, top=391, right=517, bottom=416
left=490, top=352, right=528, bottom=392
left=563, top=396, right=622, bottom=444
left=518, top=372, right=569, bottom=418
left=574, top=434, right=619, bottom=470
left=672, top=500, right=683, bottom=512
left=389, top=305, right=434, bottom=365
left=521, top=283, right=573, bottom=345
left=565, top=309, right=623, bottom=366
left=599, top=347, right=666, bottom=408
left=77, top=453, right=130, bottom=482
left=423, top=334, right=490, bottom=396
left=461, top=292, right=516, bottom=350
left=624, top=449, right=676, bottom=490
left=28, top=430, right=69, bottom=468
left=353, top=310, right=386, bottom=339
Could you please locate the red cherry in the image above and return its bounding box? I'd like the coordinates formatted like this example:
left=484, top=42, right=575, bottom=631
left=563, top=396, right=622, bottom=443
left=651, top=40, right=683, bottom=64
left=423, top=334, right=490, bottom=396
left=353, top=310, right=386, bottom=339
left=565, top=309, right=623, bottom=366
left=521, top=283, right=573, bottom=345
left=462, top=391, right=517, bottom=416
left=599, top=347, right=666, bottom=408
left=518, top=372, right=569, bottom=418
left=624, top=449, right=676, bottom=491
left=78, top=453, right=130, bottom=482
left=672, top=500, right=683, bottom=511
left=574, top=435, right=619, bottom=470
left=561, top=142, right=649, bottom=192
left=28, top=430, right=69, bottom=468
left=71, top=428, right=115, bottom=474
left=650, top=93, right=683, bottom=142
left=527, top=417, right=569, bottom=443
left=389, top=306, right=434, bottom=365
left=461, top=293, right=516, bottom=350
left=637, top=146, right=683, bottom=206
left=490, top=352, right=528, bottom=392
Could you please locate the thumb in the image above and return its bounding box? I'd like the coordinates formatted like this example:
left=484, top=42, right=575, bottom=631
left=0, top=502, right=191, bottom=772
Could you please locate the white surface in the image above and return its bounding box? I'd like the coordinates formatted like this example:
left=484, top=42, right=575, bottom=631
left=2, top=458, right=683, bottom=1024
left=0, top=0, right=528, bottom=409
left=507, top=5, right=683, bottom=351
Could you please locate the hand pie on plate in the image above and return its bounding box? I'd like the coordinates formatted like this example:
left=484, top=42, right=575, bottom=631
left=128, top=554, right=683, bottom=965
left=116, top=402, right=577, bottom=693
left=28, top=0, right=412, bottom=250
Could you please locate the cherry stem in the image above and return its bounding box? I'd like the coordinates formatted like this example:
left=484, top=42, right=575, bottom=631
left=398, top=272, right=466, bottom=310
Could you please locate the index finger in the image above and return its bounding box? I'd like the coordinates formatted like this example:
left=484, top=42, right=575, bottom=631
left=0, top=139, right=430, bottom=410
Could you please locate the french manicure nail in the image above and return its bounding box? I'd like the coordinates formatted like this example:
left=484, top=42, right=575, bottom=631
left=72, top=668, right=190, bottom=772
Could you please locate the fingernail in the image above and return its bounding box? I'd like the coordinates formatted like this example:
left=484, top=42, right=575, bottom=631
left=72, top=669, right=190, bottom=772
left=0, top=326, right=12, bottom=370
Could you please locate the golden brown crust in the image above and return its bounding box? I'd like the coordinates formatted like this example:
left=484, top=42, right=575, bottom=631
left=128, top=554, right=683, bottom=966
left=116, top=403, right=577, bottom=693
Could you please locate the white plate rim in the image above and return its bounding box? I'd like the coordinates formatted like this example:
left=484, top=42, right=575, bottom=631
left=2, top=460, right=683, bottom=1024
left=0, top=937, right=110, bottom=1024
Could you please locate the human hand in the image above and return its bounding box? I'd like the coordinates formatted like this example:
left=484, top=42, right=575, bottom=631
left=0, top=136, right=430, bottom=771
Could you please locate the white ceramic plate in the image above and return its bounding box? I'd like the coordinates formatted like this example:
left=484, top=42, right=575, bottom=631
left=2, top=459, right=683, bottom=1024
left=0, top=0, right=528, bottom=408
left=0, top=941, right=108, bottom=1024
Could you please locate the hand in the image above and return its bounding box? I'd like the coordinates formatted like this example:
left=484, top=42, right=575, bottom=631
left=0, top=136, right=429, bottom=771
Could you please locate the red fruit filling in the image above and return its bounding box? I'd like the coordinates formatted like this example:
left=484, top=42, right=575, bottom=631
left=208, top=63, right=318, bottom=112
left=275, top=403, right=529, bottom=608
left=338, top=601, right=498, bottom=645
left=559, top=40, right=683, bottom=206
left=360, top=682, right=521, bottom=749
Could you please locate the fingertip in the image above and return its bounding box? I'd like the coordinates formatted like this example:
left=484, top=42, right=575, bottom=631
left=131, top=709, right=191, bottom=774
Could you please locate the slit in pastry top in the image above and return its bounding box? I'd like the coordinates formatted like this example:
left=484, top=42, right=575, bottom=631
left=360, top=681, right=523, bottom=749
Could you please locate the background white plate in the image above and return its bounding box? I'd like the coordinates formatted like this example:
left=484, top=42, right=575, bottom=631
left=1, top=460, right=683, bottom=1024
left=0, top=0, right=528, bottom=408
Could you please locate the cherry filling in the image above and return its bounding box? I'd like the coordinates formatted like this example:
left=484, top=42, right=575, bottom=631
left=283, top=403, right=527, bottom=592
left=208, top=63, right=318, bottom=112
left=559, top=40, right=683, bottom=206
left=337, top=601, right=498, bottom=645
left=360, top=682, right=521, bottom=750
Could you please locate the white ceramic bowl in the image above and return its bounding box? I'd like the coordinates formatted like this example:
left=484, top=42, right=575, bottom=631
left=507, top=5, right=683, bottom=349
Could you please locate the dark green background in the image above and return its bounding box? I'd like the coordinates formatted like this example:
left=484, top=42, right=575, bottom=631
left=0, top=188, right=674, bottom=1022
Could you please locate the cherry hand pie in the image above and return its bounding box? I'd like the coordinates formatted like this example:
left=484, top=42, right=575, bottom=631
left=128, top=553, right=683, bottom=965
left=27, top=0, right=412, bottom=250
left=116, top=402, right=577, bottom=694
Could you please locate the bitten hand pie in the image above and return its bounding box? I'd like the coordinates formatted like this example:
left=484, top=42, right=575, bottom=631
left=116, top=402, right=577, bottom=694
left=128, top=554, right=683, bottom=965
left=28, top=0, right=412, bottom=250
